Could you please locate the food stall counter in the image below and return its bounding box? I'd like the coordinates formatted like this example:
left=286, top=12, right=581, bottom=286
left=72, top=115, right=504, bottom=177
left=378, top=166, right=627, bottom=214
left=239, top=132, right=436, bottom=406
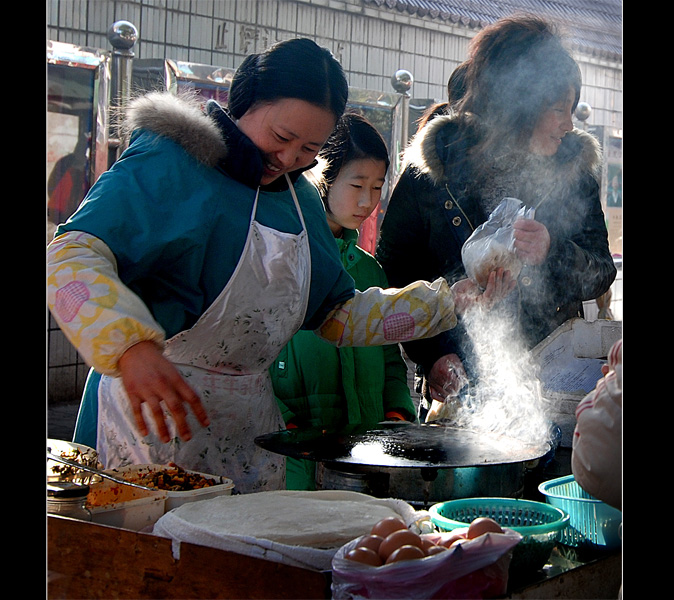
left=48, top=515, right=331, bottom=599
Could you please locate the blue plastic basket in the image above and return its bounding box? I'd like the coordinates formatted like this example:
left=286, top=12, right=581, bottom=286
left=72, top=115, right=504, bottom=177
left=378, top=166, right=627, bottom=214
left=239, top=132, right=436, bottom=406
left=538, top=475, right=621, bottom=550
left=429, top=497, right=569, bottom=572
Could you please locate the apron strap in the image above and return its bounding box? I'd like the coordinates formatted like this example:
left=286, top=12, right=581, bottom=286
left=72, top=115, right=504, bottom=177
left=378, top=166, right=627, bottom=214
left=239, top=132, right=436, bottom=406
left=251, top=174, right=307, bottom=232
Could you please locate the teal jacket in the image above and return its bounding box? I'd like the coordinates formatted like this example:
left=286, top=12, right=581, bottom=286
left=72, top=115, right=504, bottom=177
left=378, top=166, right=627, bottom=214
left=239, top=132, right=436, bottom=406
left=270, top=229, right=417, bottom=489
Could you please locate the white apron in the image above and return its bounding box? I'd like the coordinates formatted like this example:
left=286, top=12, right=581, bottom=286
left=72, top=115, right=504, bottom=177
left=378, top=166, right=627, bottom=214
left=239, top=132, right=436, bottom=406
left=97, top=175, right=311, bottom=493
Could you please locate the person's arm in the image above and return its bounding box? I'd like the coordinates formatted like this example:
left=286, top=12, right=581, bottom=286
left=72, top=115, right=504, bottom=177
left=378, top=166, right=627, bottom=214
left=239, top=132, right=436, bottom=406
left=117, top=340, right=209, bottom=443
left=315, top=277, right=457, bottom=347
left=314, top=272, right=512, bottom=348
left=572, top=340, right=622, bottom=510
left=48, top=231, right=166, bottom=376
left=532, top=174, right=617, bottom=304
left=47, top=231, right=209, bottom=443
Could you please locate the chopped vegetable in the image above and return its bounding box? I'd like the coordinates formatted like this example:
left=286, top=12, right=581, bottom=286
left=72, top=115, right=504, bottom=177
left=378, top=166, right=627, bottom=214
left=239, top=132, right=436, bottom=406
left=128, top=464, right=218, bottom=491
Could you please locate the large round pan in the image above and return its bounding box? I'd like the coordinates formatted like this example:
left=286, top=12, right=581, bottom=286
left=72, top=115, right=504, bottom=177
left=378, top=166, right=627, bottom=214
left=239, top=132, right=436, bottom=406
left=255, top=421, right=551, bottom=469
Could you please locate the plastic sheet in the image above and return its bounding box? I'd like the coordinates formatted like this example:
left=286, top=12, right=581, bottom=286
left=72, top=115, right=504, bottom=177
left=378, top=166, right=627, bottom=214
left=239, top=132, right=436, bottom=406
left=152, top=491, right=420, bottom=571
left=461, top=197, right=535, bottom=289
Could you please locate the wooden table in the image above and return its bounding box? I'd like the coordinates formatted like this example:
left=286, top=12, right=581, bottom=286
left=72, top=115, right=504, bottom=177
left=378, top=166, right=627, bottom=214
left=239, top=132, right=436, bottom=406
left=48, top=515, right=331, bottom=599
left=48, top=515, right=620, bottom=599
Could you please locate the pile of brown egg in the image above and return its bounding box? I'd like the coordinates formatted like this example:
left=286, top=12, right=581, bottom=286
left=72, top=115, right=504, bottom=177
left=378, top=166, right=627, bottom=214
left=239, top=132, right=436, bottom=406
left=346, top=516, right=503, bottom=567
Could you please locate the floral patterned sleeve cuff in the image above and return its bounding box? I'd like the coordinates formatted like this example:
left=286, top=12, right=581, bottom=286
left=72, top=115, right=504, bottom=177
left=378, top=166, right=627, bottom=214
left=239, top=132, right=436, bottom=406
left=315, top=277, right=458, bottom=347
left=47, top=231, right=165, bottom=377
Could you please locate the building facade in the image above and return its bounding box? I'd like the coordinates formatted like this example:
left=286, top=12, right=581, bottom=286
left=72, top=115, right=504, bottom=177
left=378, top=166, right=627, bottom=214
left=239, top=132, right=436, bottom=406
left=47, top=0, right=622, bottom=127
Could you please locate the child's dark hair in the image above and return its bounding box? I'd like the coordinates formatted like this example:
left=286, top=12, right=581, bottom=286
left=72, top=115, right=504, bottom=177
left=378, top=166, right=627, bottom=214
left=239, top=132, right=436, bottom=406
left=228, top=38, right=348, bottom=122
left=315, top=113, right=389, bottom=203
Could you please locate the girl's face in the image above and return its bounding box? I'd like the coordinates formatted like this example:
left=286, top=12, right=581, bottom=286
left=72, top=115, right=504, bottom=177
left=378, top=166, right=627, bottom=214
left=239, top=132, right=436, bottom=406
left=529, top=87, right=575, bottom=156
left=325, top=158, right=387, bottom=236
left=237, top=98, right=337, bottom=185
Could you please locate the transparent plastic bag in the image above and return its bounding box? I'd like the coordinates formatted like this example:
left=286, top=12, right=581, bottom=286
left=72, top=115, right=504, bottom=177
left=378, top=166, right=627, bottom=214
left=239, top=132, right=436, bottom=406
left=461, top=197, right=535, bottom=290
left=331, top=529, right=522, bottom=599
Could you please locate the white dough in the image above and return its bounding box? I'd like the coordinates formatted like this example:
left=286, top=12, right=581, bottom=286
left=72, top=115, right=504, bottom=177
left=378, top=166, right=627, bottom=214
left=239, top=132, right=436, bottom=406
left=160, top=490, right=406, bottom=548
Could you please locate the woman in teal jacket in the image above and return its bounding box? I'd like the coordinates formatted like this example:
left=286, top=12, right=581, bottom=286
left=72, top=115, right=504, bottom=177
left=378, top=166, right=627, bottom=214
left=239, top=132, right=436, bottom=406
left=48, top=40, right=507, bottom=492
left=270, top=114, right=417, bottom=490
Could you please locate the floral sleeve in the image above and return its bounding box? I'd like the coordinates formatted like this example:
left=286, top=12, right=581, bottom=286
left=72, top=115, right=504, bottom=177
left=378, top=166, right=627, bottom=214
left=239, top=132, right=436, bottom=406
left=315, top=277, right=458, bottom=347
left=47, top=231, right=165, bottom=377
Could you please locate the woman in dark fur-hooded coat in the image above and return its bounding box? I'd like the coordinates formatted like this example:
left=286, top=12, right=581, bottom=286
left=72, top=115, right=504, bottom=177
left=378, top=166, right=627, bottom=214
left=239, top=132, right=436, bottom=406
left=376, top=15, right=616, bottom=413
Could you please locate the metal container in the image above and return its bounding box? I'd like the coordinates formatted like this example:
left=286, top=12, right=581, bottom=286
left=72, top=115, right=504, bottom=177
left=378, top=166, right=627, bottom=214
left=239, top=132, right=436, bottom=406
left=316, top=461, right=529, bottom=506
left=48, top=481, right=92, bottom=521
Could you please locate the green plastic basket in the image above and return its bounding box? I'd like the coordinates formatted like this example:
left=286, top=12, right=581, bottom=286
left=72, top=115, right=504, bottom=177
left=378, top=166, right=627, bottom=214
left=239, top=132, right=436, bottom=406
left=538, top=475, right=621, bottom=550
left=429, top=497, right=569, bottom=573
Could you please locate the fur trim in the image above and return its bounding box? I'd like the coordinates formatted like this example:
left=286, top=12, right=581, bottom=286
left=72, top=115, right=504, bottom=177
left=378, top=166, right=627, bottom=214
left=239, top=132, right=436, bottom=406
left=122, top=92, right=228, bottom=167
left=572, top=127, right=603, bottom=179
left=401, top=114, right=453, bottom=185
left=402, top=113, right=603, bottom=184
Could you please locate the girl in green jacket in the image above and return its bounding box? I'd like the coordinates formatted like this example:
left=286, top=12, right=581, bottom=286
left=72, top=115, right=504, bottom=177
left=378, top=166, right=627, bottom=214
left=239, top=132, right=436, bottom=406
left=270, top=114, right=418, bottom=490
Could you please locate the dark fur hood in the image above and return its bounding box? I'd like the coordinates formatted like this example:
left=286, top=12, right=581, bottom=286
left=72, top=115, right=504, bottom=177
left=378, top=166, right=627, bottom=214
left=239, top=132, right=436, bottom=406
left=402, top=112, right=603, bottom=186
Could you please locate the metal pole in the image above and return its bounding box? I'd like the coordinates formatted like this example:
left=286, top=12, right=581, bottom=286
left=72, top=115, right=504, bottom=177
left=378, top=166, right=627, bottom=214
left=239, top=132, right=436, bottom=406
left=390, top=69, right=414, bottom=179
left=107, top=20, right=138, bottom=162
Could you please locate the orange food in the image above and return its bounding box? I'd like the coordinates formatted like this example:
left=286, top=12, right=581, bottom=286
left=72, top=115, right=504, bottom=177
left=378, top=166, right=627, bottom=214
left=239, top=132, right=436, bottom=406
left=467, top=517, right=503, bottom=539
left=346, top=547, right=383, bottom=566
left=385, top=544, right=425, bottom=564
left=378, top=529, right=424, bottom=561
left=132, top=464, right=217, bottom=491
left=370, top=516, right=407, bottom=539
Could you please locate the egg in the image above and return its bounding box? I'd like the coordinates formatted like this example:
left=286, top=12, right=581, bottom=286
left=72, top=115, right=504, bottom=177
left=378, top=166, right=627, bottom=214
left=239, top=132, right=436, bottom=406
left=346, top=547, right=383, bottom=566
left=385, top=544, right=425, bottom=564
left=451, top=527, right=469, bottom=538
left=426, top=544, right=448, bottom=556
left=438, top=531, right=468, bottom=548
left=357, top=534, right=384, bottom=554
left=378, top=529, right=424, bottom=561
left=466, top=517, right=503, bottom=539
left=370, top=516, right=407, bottom=539
left=419, top=537, right=436, bottom=553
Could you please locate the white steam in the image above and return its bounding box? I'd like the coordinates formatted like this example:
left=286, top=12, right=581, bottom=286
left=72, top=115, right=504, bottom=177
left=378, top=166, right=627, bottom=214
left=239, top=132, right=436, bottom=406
left=447, top=304, right=551, bottom=447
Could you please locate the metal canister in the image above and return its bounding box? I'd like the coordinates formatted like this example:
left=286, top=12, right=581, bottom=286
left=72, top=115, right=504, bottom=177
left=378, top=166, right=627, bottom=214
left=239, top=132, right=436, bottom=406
left=47, top=481, right=92, bottom=521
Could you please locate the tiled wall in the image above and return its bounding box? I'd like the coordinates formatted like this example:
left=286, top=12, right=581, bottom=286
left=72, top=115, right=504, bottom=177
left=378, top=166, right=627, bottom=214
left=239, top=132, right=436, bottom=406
left=47, top=0, right=622, bottom=129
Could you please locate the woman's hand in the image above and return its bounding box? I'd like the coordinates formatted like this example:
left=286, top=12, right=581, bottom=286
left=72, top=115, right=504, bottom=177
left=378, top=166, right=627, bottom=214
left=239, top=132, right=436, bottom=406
left=451, top=267, right=516, bottom=314
left=118, top=341, right=210, bottom=443
left=513, top=218, right=550, bottom=265
left=426, top=353, right=468, bottom=401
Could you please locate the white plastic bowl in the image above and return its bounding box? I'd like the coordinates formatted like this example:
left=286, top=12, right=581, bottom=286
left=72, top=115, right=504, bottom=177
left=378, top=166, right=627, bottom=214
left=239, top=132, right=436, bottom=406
left=86, top=463, right=235, bottom=524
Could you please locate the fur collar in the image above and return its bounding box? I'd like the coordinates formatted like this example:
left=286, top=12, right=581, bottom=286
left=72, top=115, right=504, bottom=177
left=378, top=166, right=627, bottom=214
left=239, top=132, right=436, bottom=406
left=402, top=112, right=603, bottom=186
left=122, top=92, right=228, bottom=167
